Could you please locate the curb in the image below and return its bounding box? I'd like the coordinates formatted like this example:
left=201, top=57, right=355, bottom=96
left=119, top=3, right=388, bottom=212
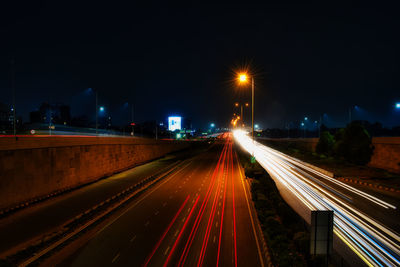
left=336, top=177, right=400, bottom=193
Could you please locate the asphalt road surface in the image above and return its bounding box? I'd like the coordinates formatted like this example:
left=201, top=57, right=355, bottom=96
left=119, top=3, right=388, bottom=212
left=63, top=133, right=264, bottom=266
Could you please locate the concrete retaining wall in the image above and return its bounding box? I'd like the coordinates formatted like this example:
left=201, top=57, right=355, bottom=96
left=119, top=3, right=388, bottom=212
left=369, top=137, right=400, bottom=174
left=0, top=136, right=189, bottom=210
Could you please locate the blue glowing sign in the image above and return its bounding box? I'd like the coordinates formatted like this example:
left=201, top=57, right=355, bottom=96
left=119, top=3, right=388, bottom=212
left=168, top=116, right=182, bottom=131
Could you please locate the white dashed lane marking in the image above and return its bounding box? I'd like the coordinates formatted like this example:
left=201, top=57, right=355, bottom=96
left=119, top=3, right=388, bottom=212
left=112, top=253, right=120, bottom=263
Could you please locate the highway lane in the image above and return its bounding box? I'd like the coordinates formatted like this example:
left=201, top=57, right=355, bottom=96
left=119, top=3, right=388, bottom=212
left=63, top=134, right=264, bottom=266
left=234, top=130, right=400, bottom=266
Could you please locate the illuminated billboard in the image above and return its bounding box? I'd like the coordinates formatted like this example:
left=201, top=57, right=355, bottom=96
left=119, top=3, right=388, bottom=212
left=168, top=116, right=182, bottom=131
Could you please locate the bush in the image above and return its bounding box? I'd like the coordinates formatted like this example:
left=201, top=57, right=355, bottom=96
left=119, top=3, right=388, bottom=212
left=316, top=131, right=335, bottom=155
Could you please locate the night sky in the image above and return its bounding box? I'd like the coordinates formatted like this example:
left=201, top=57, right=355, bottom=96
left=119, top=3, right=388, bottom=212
left=1, top=3, right=399, bottom=128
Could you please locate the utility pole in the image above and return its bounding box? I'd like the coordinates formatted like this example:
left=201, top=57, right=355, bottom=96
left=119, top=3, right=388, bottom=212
left=131, top=104, right=134, bottom=136
left=348, top=107, right=351, bottom=125
left=319, top=115, right=322, bottom=138
left=155, top=120, right=158, bottom=140
left=11, top=59, right=16, bottom=137
left=241, top=104, right=243, bottom=128
left=251, top=77, right=254, bottom=143
left=95, top=90, right=98, bottom=135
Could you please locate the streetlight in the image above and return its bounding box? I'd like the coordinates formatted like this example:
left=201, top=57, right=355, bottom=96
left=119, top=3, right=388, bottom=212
left=348, top=105, right=358, bottom=124
left=234, top=102, right=249, bottom=127
left=238, top=73, right=255, bottom=143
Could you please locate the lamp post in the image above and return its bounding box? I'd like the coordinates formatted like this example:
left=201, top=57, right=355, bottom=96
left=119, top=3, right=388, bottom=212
left=238, top=73, right=255, bottom=140
left=234, top=102, right=249, bottom=127
left=94, top=89, right=98, bottom=135
left=11, top=59, right=16, bottom=137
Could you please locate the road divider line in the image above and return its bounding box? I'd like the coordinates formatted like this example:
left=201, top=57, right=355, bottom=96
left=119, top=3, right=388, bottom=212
left=143, top=195, right=190, bottom=267
left=198, top=141, right=228, bottom=267
left=111, top=252, right=120, bottom=263
left=164, top=195, right=200, bottom=267
left=178, top=140, right=228, bottom=267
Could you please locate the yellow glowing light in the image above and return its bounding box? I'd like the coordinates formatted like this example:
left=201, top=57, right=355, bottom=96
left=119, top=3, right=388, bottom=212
left=239, top=74, right=247, bottom=83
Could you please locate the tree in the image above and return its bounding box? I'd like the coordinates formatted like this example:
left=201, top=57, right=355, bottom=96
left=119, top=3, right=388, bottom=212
left=334, top=122, right=374, bottom=165
left=316, top=131, right=335, bottom=155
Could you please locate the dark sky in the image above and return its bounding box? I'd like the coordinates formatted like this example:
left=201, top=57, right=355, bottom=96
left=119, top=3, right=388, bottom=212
left=1, top=2, right=399, bottom=128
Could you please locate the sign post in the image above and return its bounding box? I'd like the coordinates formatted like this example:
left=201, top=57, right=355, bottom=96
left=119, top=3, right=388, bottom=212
left=310, top=210, right=334, bottom=265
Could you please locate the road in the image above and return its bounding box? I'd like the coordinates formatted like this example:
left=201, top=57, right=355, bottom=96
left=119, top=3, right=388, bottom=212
left=234, top=130, right=400, bottom=266
left=0, top=148, right=198, bottom=258
left=59, top=133, right=264, bottom=266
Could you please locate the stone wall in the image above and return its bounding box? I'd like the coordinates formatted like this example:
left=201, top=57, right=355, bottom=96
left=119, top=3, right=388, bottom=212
left=0, top=136, right=189, bottom=210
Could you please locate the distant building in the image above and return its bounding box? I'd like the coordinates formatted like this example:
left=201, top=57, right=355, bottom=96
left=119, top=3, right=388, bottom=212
left=0, top=102, right=13, bottom=131
left=30, top=102, right=71, bottom=125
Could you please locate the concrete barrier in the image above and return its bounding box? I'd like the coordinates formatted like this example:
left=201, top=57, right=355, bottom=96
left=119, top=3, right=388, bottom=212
left=0, top=136, right=190, bottom=211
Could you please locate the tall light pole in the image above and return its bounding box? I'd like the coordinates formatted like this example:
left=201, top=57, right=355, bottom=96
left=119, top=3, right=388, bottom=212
left=234, top=102, right=249, bottom=128
left=251, top=76, right=254, bottom=141
left=238, top=73, right=255, bottom=156
left=95, top=89, right=98, bottom=135
left=131, top=103, right=134, bottom=137
left=11, top=59, right=16, bottom=137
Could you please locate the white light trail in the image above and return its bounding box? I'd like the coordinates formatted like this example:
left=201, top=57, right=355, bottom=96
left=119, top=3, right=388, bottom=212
left=233, top=130, right=400, bottom=266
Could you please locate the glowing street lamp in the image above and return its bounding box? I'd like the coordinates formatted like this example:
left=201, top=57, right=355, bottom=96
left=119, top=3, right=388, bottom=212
left=239, top=74, right=247, bottom=82
left=234, top=102, right=249, bottom=127
left=238, top=73, right=255, bottom=145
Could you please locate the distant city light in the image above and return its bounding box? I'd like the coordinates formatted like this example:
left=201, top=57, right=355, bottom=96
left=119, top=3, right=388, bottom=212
left=99, top=106, right=105, bottom=112
left=396, top=103, right=400, bottom=109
